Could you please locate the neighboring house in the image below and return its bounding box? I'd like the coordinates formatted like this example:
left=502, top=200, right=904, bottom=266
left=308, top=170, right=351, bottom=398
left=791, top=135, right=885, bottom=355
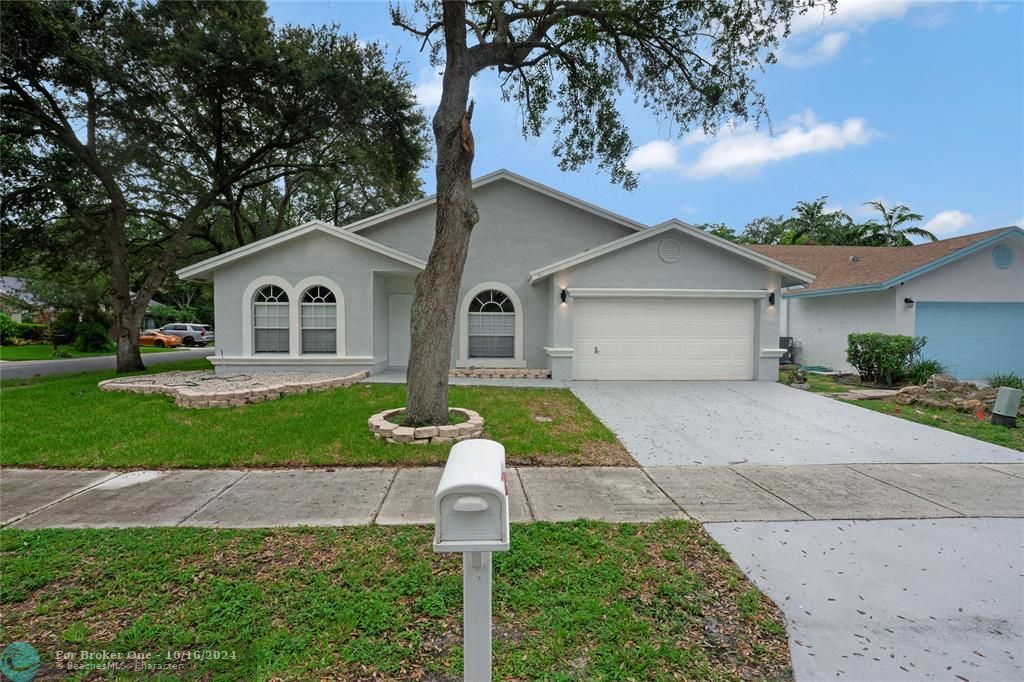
left=177, top=170, right=811, bottom=381
left=0, top=276, right=46, bottom=323
left=750, top=227, right=1024, bottom=379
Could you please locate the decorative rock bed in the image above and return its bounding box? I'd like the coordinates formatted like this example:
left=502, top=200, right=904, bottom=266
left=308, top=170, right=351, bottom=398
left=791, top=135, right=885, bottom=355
left=368, top=407, right=484, bottom=444
left=449, top=368, right=550, bottom=379
left=99, top=370, right=369, bottom=409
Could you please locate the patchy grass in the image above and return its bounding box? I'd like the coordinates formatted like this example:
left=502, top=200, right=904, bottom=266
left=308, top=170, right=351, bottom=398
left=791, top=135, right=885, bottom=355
left=778, top=368, right=860, bottom=393
left=0, top=344, right=178, bottom=361
left=0, top=522, right=792, bottom=681
left=389, top=408, right=468, bottom=426
left=846, top=398, right=1024, bottom=452
left=0, top=360, right=632, bottom=468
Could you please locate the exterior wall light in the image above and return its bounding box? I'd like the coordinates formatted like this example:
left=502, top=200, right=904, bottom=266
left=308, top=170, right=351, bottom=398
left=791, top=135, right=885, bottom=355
left=560, top=288, right=567, bottom=303
left=904, top=297, right=915, bottom=309
left=768, top=291, right=776, bottom=306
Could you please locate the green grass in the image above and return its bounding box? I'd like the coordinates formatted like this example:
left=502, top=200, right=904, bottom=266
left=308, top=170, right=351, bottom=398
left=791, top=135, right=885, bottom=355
left=0, top=344, right=180, bottom=361
left=778, top=368, right=857, bottom=393
left=845, top=398, right=1024, bottom=451
left=0, top=359, right=632, bottom=468
left=0, top=522, right=792, bottom=681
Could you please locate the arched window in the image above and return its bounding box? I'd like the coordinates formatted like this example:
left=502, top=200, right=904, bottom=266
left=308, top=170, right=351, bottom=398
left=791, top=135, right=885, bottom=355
left=253, top=285, right=289, bottom=353
left=468, top=289, right=515, bottom=358
left=301, top=285, right=337, bottom=354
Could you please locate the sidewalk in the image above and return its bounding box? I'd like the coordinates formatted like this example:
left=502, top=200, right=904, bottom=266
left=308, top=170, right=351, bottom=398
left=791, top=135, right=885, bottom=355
left=2, top=463, right=1021, bottom=529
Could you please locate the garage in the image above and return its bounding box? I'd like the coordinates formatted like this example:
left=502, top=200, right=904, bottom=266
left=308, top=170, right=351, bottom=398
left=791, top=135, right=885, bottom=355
left=572, top=296, right=755, bottom=380
left=915, top=302, right=1024, bottom=379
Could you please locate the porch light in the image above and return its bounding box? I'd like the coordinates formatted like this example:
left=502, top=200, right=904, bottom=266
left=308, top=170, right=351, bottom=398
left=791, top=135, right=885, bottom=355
left=904, top=297, right=915, bottom=309
left=560, top=288, right=567, bottom=303
left=767, top=291, right=775, bottom=306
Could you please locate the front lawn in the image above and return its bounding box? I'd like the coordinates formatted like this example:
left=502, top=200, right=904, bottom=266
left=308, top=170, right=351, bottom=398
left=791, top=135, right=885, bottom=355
left=0, top=521, right=791, bottom=681
left=0, top=360, right=632, bottom=468
left=0, top=344, right=180, bottom=361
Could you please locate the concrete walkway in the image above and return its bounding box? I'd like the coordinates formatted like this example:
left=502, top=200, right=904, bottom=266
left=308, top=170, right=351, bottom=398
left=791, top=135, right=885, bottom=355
left=2, top=463, right=1021, bottom=529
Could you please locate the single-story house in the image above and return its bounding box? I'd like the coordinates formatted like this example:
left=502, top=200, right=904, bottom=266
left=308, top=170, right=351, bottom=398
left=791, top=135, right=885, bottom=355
left=0, top=276, right=46, bottom=323
left=177, top=170, right=812, bottom=381
left=749, top=226, right=1024, bottom=380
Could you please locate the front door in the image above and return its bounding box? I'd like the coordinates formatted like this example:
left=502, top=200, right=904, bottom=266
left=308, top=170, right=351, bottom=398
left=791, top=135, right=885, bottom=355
left=388, top=294, right=413, bottom=367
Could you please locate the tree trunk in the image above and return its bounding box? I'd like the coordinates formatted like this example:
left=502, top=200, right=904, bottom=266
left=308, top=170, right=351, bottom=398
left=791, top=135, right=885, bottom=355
left=115, top=308, right=146, bottom=373
left=404, top=0, right=477, bottom=426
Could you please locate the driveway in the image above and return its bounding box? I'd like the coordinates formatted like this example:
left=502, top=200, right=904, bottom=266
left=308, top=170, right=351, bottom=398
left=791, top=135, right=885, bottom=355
left=569, top=380, right=1023, bottom=466
left=571, top=380, right=1024, bottom=681
left=0, top=346, right=213, bottom=379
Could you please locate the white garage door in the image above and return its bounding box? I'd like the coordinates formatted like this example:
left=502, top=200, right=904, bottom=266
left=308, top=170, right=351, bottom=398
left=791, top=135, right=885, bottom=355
left=573, top=297, right=755, bottom=380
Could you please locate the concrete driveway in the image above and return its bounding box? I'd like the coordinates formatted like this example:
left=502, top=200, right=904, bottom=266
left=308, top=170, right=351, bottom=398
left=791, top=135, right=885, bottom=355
left=572, top=380, right=1024, bottom=681
left=570, top=380, right=1023, bottom=466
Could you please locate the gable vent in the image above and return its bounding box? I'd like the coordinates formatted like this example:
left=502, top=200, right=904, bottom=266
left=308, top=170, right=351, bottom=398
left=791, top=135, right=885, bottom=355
left=658, top=238, right=682, bottom=263
left=992, top=244, right=1014, bottom=270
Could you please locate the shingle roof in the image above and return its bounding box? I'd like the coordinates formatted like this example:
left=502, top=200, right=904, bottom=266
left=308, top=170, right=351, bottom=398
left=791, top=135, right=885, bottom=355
left=747, top=227, right=1020, bottom=295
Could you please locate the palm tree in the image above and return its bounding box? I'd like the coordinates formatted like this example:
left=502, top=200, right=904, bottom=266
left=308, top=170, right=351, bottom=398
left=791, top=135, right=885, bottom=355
left=862, top=200, right=937, bottom=246
left=782, top=197, right=861, bottom=245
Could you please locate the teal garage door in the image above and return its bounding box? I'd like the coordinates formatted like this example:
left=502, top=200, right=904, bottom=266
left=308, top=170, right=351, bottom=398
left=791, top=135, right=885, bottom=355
left=915, top=302, right=1024, bottom=379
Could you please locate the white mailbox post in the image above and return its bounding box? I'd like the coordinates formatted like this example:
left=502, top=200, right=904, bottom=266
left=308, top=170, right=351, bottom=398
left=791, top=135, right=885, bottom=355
left=434, top=439, right=510, bottom=682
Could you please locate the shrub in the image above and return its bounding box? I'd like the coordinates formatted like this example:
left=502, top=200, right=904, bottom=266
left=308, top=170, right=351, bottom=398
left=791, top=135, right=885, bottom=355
left=986, top=371, right=1024, bottom=391
left=74, top=321, right=112, bottom=352
left=907, top=358, right=946, bottom=385
left=16, top=322, right=47, bottom=343
left=846, top=332, right=926, bottom=386
left=0, top=314, right=21, bottom=345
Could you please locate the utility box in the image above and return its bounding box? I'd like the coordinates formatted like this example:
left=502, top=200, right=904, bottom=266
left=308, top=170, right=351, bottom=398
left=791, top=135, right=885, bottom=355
left=434, top=439, right=510, bottom=553
left=992, top=386, right=1022, bottom=428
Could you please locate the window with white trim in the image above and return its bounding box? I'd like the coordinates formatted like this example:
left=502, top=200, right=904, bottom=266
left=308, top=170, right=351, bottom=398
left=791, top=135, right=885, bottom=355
left=253, top=285, right=289, bottom=353
left=468, top=289, right=514, bottom=358
left=301, top=285, right=337, bottom=354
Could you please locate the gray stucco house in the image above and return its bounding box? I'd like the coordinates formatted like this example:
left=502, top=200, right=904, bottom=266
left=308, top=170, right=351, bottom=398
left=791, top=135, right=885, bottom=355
left=751, top=226, right=1024, bottom=379
left=177, top=170, right=812, bottom=381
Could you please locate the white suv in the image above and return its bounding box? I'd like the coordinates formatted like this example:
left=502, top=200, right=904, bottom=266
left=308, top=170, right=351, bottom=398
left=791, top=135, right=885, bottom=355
left=160, top=323, right=214, bottom=347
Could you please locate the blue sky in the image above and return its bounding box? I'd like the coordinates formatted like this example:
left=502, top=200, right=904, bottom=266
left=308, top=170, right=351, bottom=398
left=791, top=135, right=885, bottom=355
left=267, top=0, right=1023, bottom=239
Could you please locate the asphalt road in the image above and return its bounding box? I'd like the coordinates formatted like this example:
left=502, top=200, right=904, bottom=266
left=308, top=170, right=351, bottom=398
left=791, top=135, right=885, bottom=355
left=0, top=347, right=214, bottom=379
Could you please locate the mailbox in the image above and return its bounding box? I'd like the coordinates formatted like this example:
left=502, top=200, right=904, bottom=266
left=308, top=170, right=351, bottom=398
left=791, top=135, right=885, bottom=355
left=434, top=439, right=510, bottom=552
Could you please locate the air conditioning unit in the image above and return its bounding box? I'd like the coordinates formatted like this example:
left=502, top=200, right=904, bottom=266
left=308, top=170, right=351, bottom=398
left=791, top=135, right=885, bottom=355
left=779, top=336, right=795, bottom=364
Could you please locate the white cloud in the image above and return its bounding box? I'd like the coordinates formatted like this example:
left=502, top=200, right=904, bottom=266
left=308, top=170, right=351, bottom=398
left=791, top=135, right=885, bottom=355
left=683, top=112, right=877, bottom=179
left=924, top=210, right=975, bottom=236
left=626, top=140, right=680, bottom=172
left=791, top=0, right=912, bottom=35
left=413, top=71, right=444, bottom=110
left=782, top=0, right=914, bottom=66
left=780, top=31, right=850, bottom=68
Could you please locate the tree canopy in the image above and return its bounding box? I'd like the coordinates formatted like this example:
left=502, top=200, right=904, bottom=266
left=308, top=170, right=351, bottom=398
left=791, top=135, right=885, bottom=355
left=2, top=0, right=429, bottom=370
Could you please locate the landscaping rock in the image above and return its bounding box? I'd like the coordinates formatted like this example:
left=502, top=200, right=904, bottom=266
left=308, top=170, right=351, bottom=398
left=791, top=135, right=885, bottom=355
left=392, top=426, right=415, bottom=443
left=927, top=374, right=965, bottom=391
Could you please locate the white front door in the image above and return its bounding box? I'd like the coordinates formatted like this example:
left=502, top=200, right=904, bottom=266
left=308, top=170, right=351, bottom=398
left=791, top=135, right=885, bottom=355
left=387, top=294, right=413, bottom=367
left=572, top=297, right=755, bottom=380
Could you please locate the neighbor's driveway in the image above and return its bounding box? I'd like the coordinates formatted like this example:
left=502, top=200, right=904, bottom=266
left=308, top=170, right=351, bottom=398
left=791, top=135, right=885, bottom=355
left=569, top=380, right=1023, bottom=466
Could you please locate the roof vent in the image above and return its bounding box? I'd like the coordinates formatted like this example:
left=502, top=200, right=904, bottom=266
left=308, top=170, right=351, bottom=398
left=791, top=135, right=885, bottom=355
left=993, top=244, right=1014, bottom=270
left=849, top=255, right=859, bottom=263
left=658, top=238, right=682, bottom=263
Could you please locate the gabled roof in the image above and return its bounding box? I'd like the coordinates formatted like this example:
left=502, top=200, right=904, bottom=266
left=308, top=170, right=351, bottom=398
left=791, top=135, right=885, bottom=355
left=527, top=219, right=816, bottom=285
left=344, top=169, right=647, bottom=235
left=0, top=276, right=40, bottom=306
left=748, top=226, right=1022, bottom=297
left=175, top=220, right=426, bottom=282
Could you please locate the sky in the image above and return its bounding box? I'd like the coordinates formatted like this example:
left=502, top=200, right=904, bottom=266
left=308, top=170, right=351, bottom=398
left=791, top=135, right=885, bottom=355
left=266, top=0, right=1024, bottom=240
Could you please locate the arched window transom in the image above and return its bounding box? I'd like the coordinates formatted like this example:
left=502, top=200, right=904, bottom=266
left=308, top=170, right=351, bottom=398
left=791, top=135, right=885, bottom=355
left=468, top=290, right=514, bottom=358
left=301, top=285, right=337, bottom=354
left=253, top=285, right=289, bottom=353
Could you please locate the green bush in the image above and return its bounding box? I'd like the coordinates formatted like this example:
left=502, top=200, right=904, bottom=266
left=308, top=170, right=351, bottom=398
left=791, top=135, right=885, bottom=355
left=846, top=333, right=926, bottom=386
left=986, top=371, right=1024, bottom=391
left=16, top=322, right=47, bottom=342
left=73, top=321, right=112, bottom=352
left=53, top=310, right=80, bottom=340
left=907, top=358, right=946, bottom=385
left=0, top=314, right=21, bottom=345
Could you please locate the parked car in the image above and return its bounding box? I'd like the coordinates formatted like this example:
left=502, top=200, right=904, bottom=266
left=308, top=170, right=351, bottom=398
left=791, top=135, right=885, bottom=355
left=140, top=329, right=182, bottom=348
left=159, top=323, right=214, bottom=347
